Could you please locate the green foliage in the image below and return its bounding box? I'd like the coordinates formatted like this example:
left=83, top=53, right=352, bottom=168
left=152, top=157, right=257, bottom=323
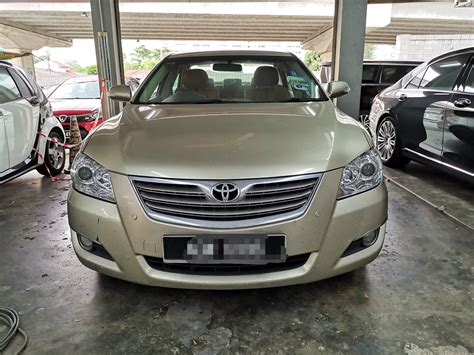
left=84, top=64, right=97, bottom=75
left=304, top=50, right=322, bottom=71
left=64, top=46, right=171, bottom=73
left=66, top=61, right=97, bottom=75
left=124, top=46, right=171, bottom=70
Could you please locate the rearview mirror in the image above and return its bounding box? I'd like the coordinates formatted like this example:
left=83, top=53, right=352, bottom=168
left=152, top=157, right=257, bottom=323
left=108, top=85, right=131, bottom=101
left=327, top=81, right=350, bottom=99
left=212, top=63, right=242, bottom=72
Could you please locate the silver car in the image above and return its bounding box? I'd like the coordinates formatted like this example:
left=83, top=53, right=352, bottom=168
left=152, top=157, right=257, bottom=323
left=68, top=51, right=387, bottom=289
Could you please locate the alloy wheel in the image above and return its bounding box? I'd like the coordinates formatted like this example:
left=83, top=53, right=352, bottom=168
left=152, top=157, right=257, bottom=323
left=48, top=140, right=65, bottom=170
left=377, top=120, right=396, bottom=161
left=359, top=114, right=371, bottom=131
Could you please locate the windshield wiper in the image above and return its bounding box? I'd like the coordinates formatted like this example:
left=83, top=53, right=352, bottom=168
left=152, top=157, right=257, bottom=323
left=191, top=99, right=224, bottom=104
left=278, top=98, right=320, bottom=102
left=160, top=99, right=225, bottom=104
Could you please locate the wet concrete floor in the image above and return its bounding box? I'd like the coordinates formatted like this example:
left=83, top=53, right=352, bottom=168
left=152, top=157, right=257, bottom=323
left=0, top=169, right=473, bottom=354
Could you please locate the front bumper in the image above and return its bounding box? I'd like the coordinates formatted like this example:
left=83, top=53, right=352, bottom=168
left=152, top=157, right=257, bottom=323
left=68, top=169, right=388, bottom=289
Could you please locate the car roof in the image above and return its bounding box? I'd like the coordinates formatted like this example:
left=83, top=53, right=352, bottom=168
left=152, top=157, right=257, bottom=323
left=167, top=50, right=294, bottom=60
left=426, top=46, right=474, bottom=64
left=0, top=60, right=13, bottom=67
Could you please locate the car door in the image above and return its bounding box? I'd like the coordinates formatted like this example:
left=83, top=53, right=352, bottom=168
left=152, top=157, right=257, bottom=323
left=1, top=67, right=40, bottom=168
left=0, top=67, right=20, bottom=172
left=443, top=56, right=474, bottom=175
left=392, top=53, right=470, bottom=157
left=0, top=108, right=8, bottom=172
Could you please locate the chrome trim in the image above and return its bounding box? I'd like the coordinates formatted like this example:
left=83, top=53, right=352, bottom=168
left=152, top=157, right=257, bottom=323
left=130, top=173, right=322, bottom=229
left=403, top=148, right=474, bottom=177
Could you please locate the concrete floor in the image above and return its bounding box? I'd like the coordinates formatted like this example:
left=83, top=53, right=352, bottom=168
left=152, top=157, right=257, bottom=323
left=0, top=168, right=473, bottom=354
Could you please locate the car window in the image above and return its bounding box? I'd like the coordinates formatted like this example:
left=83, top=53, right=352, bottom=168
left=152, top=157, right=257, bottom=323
left=8, top=69, right=34, bottom=98
left=50, top=80, right=100, bottom=100
left=136, top=56, right=326, bottom=104
left=362, top=65, right=379, bottom=84
left=419, top=54, right=469, bottom=91
left=463, top=65, right=474, bottom=93
left=0, top=67, right=21, bottom=104
left=405, top=68, right=427, bottom=89
left=381, top=65, right=416, bottom=84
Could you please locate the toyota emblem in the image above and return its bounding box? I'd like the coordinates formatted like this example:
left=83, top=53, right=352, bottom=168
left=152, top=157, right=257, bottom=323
left=211, top=183, right=239, bottom=202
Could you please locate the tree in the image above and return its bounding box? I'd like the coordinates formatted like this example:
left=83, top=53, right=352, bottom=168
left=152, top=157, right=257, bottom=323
left=66, top=60, right=83, bottom=73
left=84, top=64, right=97, bottom=75
left=125, top=45, right=171, bottom=70
left=304, top=50, right=322, bottom=71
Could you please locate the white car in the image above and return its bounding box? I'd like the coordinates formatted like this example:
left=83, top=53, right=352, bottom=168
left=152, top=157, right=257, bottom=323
left=0, top=61, right=66, bottom=183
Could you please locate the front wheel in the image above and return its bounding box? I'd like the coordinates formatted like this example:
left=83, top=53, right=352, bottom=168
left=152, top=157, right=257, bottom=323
left=37, top=131, right=66, bottom=176
left=359, top=114, right=371, bottom=132
left=376, top=117, right=410, bottom=168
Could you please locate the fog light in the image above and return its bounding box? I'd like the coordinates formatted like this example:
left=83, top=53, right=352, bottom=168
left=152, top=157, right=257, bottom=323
left=78, top=234, right=94, bottom=251
left=362, top=229, right=378, bottom=247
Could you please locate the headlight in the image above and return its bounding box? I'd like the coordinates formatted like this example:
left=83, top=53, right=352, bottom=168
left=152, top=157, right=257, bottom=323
left=90, top=110, right=100, bottom=120
left=337, top=149, right=383, bottom=199
left=71, top=152, right=116, bottom=203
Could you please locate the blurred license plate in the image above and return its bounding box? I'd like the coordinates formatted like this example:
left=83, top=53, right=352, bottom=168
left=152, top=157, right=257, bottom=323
left=163, top=235, right=286, bottom=264
left=65, top=130, right=70, bottom=138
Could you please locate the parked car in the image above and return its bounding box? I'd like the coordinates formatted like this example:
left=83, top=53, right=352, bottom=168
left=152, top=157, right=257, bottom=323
left=42, top=84, right=59, bottom=97
left=369, top=47, right=474, bottom=183
left=48, top=76, right=141, bottom=140
left=0, top=61, right=65, bottom=183
left=320, top=60, right=422, bottom=130
left=68, top=50, right=388, bottom=289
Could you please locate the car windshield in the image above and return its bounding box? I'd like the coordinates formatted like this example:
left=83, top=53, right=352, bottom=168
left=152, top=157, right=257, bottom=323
left=50, top=80, right=100, bottom=100
left=135, top=56, right=326, bottom=104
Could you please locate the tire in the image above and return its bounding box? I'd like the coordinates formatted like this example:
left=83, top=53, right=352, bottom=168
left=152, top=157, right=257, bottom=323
left=37, top=131, right=66, bottom=176
left=375, top=116, right=410, bottom=168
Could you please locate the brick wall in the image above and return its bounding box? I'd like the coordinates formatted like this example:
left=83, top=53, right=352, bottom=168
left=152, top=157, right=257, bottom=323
left=395, top=34, right=474, bottom=61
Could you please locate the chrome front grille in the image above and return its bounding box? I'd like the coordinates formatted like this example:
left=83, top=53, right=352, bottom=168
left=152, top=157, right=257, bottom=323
left=131, top=174, right=321, bottom=228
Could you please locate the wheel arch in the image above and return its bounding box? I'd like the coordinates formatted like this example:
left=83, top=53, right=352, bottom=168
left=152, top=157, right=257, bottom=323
left=37, top=116, right=65, bottom=164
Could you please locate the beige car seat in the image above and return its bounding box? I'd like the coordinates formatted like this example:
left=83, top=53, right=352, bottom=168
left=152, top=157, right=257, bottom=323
left=245, top=66, right=291, bottom=101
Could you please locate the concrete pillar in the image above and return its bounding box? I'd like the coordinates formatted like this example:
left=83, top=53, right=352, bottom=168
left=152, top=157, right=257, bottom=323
left=90, top=0, right=124, bottom=119
left=12, top=55, right=36, bottom=79
left=331, top=0, right=368, bottom=119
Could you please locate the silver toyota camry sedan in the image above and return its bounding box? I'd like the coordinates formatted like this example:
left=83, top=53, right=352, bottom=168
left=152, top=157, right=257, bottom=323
left=67, top=51, right=388, bottom=289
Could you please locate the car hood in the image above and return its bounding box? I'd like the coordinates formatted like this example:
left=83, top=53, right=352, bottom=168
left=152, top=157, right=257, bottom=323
left=50, top=98, right=100, bottom=114
left=84, top=102, right=371, bottom=179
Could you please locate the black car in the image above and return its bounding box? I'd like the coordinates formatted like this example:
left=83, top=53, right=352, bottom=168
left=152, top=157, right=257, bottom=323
left=320, top=60, right=421, bottom=130
left=369, top=47, right=474, bottom=183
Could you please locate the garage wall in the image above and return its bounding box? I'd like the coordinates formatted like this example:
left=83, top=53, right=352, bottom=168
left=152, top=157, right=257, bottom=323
left=395, top=34, right=474, bottom=61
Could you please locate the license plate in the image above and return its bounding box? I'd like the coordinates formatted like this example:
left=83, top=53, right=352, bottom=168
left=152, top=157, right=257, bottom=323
left=163, top=235, right=286, bottom=264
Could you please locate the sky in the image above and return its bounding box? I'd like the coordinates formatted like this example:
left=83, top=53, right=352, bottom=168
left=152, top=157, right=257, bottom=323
left=34, top=39, right=396, bottom=67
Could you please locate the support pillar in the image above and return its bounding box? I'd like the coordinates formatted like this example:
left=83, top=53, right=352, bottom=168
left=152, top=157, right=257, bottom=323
left=12, top=55, right=36, bottom=79
left=90, top=0, right=124, bottom=119
left=331, top=0, right=368, bottom=118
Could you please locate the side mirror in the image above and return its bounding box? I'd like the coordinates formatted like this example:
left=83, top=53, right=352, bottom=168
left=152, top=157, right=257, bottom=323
left=108, top=85, right=131, bottom=102
left=327, top=81, right=350, bottom=99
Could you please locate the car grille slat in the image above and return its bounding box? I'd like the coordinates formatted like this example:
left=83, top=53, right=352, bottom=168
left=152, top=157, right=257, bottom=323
left=144, top=199, right=307, bottom=218
left=144, top=253, right=311, bottom=275
left=131, top=174, right=320, bottom=227
left=139, top=189, right=312, bottom=207
left=135, top=181, right=205, bottom=196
